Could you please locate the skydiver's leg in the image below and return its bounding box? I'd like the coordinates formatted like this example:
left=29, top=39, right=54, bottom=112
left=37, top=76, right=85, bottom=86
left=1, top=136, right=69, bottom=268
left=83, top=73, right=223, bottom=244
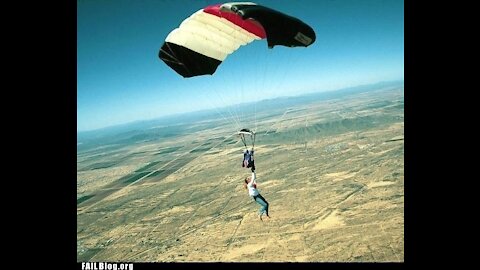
left=256, top=194, right=269, bottom=217
left=254, top=194, right=268, bottom=218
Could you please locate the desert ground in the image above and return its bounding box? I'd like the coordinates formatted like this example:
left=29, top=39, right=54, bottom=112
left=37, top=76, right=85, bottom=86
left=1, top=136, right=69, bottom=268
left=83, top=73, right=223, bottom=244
left=77, top=84, right=404, bottom=262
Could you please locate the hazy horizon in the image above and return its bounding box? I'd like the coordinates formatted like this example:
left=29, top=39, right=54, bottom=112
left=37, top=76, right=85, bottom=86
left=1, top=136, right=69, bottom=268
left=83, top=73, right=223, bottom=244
left=77, top=79, right=403, bottom=133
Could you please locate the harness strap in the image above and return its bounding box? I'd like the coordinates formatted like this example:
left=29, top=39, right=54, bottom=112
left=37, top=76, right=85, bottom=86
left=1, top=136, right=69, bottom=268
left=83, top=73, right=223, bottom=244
left=252, top=132, right=256, bottom=150
left=240, top=133, right=248, bottom=150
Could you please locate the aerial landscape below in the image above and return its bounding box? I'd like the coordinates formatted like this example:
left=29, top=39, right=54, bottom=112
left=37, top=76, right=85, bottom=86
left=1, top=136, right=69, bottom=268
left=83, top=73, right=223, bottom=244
left=77, top=82, right=404, bottom=262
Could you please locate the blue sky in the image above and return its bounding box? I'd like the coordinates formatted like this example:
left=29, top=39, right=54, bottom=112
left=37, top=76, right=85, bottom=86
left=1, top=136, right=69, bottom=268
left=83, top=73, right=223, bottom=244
left=77, top=0, right=404, bottom=132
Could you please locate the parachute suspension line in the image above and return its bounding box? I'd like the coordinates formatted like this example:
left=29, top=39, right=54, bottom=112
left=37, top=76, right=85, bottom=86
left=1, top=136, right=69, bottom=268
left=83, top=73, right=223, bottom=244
left=191, top=68, right=240, bottom=132
left=240, top=17, right=263, bottom=136
left=228, top=16, right=243, bottom=129
left=261, top=46, right=303, bottom=138
left=252, top=132, right=256, bottom=150
left=216, top=10, right=244, bottom=132
left=257, top=45, right=273, bottom=134
left=205, top=34, right=240, bottom=129
left=254, top=46, right=287, bottom=138
left=237, top=16, right=248, bottom=129
left=233, top=16, right=249, bottom=132
left=207, top=96, right=241, bottom=132
left=218, top=10, right=237, bottom=129
left=255, top=50, right=267, bottom=133
left=210, top=85, right=242, bottom=131
left=240, top=133, right=248, bottom=150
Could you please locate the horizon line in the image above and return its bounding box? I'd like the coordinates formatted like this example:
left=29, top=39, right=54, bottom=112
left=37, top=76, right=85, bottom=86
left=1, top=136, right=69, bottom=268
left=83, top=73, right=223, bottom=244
left=77, top=79, right=404, bottom=133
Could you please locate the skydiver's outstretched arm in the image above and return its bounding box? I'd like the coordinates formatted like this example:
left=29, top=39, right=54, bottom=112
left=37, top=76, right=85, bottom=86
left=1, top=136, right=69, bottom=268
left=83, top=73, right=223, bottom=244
left=246, top=171, right=256, bottom=189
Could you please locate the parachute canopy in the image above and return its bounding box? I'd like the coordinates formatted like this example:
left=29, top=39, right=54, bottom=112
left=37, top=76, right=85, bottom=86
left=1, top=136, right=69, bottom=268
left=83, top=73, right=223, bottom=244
left=159, top=2, right=316, bottom=78
left=238, top=128, right=255, bottom=136
left=238, top=128, right=256, bottom=150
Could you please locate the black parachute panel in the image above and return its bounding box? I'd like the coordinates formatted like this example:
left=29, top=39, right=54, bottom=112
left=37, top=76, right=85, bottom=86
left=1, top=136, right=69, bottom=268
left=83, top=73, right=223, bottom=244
left=228, top=3, right=316, bottom=48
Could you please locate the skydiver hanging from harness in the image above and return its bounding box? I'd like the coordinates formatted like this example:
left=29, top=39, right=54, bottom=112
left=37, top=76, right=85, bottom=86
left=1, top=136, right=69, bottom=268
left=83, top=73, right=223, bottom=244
left=239, top=128, right=270, bottom=220
left=239, top=129, right=255, bottom=172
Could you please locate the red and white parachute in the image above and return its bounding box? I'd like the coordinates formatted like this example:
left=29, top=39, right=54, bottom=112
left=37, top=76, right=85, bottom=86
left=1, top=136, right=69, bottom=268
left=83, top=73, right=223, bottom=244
left=159, top=2, right=316, bottom=78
